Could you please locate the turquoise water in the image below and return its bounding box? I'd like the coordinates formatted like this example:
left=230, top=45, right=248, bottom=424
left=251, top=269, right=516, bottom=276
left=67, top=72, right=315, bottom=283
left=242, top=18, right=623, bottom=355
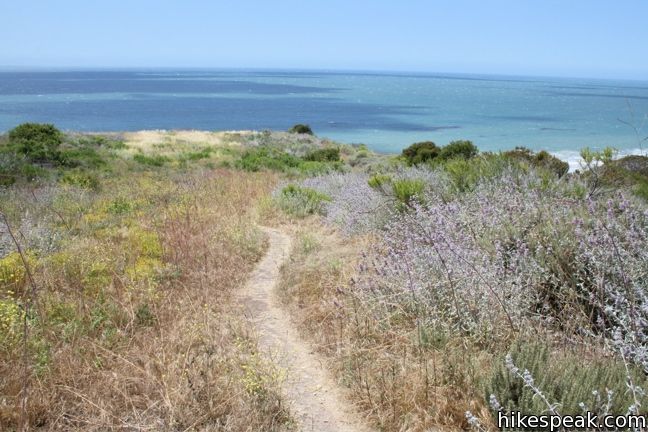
left=1, top=70, right=647, bottom=161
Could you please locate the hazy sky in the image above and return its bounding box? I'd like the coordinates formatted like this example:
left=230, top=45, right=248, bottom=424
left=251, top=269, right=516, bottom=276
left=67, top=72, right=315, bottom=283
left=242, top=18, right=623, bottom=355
left=2, top=0, right=647, bottom=79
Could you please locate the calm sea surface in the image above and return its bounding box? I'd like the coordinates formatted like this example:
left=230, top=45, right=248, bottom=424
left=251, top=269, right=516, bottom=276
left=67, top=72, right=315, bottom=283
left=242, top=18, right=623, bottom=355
left=1, top=69, right=647, bottom=160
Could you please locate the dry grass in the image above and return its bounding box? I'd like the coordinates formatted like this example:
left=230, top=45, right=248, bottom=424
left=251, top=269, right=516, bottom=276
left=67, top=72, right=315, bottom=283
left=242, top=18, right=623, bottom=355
left=118, top=130, right=247, bottom=162
left=1, top=167, right=292, bottom=431
left=277, top=221, right=493, bottom=431
left=124, top=130, right=232, bottom=149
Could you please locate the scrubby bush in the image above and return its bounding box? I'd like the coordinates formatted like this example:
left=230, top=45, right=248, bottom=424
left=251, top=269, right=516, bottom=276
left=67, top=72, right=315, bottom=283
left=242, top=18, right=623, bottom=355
left=278, top=142, right=648, bottom=428
left=58, top=146, right=106, bottom=169
left=303, top=147, right=340, bottom=162
left=288, top=124, right=314, bottom=135
left=7, top=123, right=63, bottom=164
left=60, top=169, right=100, bottom=190
left=294, top=168, right=451, bottom=233
left=71, top=135, right=125, bottom=150
left=438, top=140, right=478, bottom=161
left=486, top=341, right=647, bottom=416
left=402, top=141, right=439, bottom=165
left=236, top=147, right=302, bottom=172
left=402, top=140, right=479, bottom=166
left=275, top=184, right=331, bottom=217
left=367, top=174, right=392, bottom=190
left=300, top=173, right=391, bottom=234
left=179, top=147, right=213, bottom=161
left=613, top=155, right=648, bottom=177
left=598, top=155, right=648, bottom=201
left=106, top=197, right=134, bottom=215
left=297, top=160, right=344, bottom=176
left=236, top=146, right=344, bottom=175
left=442, top=153, right=514, bottom=193
left=133, top=153, right=170, bottom=167
left=312, top=164, right=648, bottom=361
left=392, top=178, right=425, bottom=208
left=503, top=147, right=569, bottom=177
left=0, top=129, right=114, bottom=184
left=0, top=153, right=25, bottom=186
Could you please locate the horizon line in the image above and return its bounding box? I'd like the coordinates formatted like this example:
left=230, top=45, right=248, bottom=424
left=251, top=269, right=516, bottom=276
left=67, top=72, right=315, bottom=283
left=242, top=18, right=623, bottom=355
left=0, top=65, right=647, bottom=83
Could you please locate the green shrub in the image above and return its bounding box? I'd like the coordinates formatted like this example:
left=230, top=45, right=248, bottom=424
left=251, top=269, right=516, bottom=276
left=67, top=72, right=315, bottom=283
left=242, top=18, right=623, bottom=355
left=133, top=153, right=170, bottom=167
left=103, top=139, right=127, bottom=150
left=60, top=169, right=100, bottom=190
left=402, top=141, right=439, bottom=165
left=504, top=147, right=569, bottom=177
left=598, top=155, right=648, bottom=201
left=438, top=140, right=478, bottom=161
left=368, top=174, right=392, bottom=190
left=235, top=147, right=344, bottom=175
left=180, top=148, right=214, bottom=161
left=19, top=163, right=48, bottom=180
left=613, top=155, right=648, bottom=177
left=73, top=135, right=120, bottom=148
left=0, top=153, right=24, bottom=186
left=59, top=147, right=106, bottom=169
left=107, top=197, right=134, bottom=215
left=486, top=341, right=648, bottom=416
left=392, top=179, right=425, bottom=208
left=276, top=184, right=331, bottom=217
left=288, top=124, right=314, bottom=135
left=297, top=160, right=343, bottom=176
left=635, top=179, right=648, bottom=201
left=303, top=147, right=340, bottom=162
left=444, top=154, right=513, bottom=193
left=235, top=147, right=302, bottom=172
left=535, top=150, right=569, bottom=177
left=8, top=123, right=63, bottom=163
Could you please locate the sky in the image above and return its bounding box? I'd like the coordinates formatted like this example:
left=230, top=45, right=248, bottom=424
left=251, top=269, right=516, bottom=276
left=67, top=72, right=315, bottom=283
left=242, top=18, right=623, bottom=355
left=1, top=0, right=647, bottom=80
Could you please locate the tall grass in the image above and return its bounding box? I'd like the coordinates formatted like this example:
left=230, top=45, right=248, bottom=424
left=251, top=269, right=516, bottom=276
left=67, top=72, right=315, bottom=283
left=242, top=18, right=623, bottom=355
left=0, top=164, right=291, bottom=430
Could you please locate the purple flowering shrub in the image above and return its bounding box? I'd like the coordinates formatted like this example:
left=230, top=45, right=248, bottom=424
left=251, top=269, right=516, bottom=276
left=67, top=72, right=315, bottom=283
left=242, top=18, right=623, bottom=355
left=358, top=169, right=648, bottom=348
left=299, top=172, right=391, bottom=234
left=281, top=160, right=648, bottom=422
left=292, top=163, right=648, bottom=365
left=294, top=167, right=451, bottom=234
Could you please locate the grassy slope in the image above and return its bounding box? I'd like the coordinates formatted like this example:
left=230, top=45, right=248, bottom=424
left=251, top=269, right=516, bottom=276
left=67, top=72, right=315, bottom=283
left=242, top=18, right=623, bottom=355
left=0, top=131, right=293, bottom=430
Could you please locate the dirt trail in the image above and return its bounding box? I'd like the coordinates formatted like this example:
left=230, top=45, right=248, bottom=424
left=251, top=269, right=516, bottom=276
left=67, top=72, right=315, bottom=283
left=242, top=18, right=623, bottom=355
left=241, top=227, right=372, bottom=432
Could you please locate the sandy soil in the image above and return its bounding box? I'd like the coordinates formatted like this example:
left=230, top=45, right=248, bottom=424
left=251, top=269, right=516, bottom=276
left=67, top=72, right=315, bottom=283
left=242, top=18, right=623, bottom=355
left=241, top=227, right=372, bottom=432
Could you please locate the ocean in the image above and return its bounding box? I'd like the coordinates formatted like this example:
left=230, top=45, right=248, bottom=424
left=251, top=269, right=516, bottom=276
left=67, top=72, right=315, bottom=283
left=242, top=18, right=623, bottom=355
left=1, top=69, right=647, bottom=165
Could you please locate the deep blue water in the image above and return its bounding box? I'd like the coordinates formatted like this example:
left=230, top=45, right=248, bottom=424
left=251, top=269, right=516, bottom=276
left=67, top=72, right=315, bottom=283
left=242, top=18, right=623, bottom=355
left=1, top=69, right=647, bottom=160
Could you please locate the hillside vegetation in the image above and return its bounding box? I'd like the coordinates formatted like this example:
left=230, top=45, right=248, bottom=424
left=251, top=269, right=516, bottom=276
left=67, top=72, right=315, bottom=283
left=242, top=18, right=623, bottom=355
left=0, top=125, right=293, bottom=430
left=270, top=141, right=648, bottom=430
left=2, top=123, right=648, bottom=431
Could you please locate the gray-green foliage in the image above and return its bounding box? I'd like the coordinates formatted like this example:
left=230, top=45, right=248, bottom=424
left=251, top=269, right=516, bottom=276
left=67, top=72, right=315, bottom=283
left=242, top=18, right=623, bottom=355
left=486, top=341, right=648, bottom=416
left=276, top=184, right=331, bottom=217
left=503, top=147, right=569, bottom=177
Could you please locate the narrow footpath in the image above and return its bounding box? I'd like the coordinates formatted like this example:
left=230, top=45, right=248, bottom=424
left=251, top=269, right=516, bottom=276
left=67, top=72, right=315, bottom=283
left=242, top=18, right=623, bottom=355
left=241, top=227, right=372, bottom=432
